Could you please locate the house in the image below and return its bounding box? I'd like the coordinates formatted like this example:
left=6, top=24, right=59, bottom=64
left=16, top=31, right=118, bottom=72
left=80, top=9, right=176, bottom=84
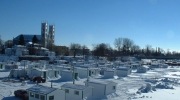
left=137, top=65, right=149, bottom=73
left=85, top=79, right=117, bottom=98
left=27, top=85, right=65, bottom=100
left=103, top=70, right=115, bottom=79
left=116, top=65, right=132, bottom=77
left=61, top=83, right=93, bottom=100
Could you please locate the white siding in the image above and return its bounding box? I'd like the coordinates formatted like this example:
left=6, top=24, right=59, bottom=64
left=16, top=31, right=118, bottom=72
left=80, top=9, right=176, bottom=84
left=61, top=88, right=82, bottom=100
left=47, top=89, right=65, bottom=100
left=106, top=83, right=116, bottom=95
left=28, top=92, right=46, bottom=100
left=87, top=83, right=105, bottom=97
left=103, top=71, right=114, bottom=78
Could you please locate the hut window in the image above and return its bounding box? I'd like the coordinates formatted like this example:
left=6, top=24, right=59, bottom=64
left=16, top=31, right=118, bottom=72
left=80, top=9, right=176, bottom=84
left=74, top=90, right=79, bottom=95
left=40, top=95, right=45, bottom=100
left=30, top=92, right=34, bottom=97
left=49, top=96, right=54, bottom=100
left=35, top=94, right=39, bottom=99
left=65, top=89, right=69, bottom=93
left=113, top=86, right=116, bottom=90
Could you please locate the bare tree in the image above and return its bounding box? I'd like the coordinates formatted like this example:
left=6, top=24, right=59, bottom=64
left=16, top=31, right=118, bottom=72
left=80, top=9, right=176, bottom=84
left=131, top=45, right=140, bottom=54
left=145, top=45, right=152, bottom=56
left=122, top=38, right=134, bottom=55
left=114, top=37, right=123, bottom=51
left=92, top=43, right=112, bottom=57
left=82, top=45, right=90, bottom=58
left=70, top=43, right=81, bottom=58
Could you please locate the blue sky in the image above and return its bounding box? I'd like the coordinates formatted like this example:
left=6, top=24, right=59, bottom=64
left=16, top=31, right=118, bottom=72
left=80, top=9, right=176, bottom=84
left=0, top=0, right=180, bottom=51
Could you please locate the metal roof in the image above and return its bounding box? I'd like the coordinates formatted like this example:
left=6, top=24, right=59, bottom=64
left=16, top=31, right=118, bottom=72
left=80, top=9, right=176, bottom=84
left=27, top=85, right=57, bottom=95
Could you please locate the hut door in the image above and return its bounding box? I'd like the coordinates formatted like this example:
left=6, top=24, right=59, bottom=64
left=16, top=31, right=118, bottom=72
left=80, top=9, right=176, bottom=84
left=43, top=72, right=46, bottom=79
left=74, top=73, right=78, bottom=79
left=55, top=71, right=57, bottom=77
left=89, top=70, right=91, bottom=76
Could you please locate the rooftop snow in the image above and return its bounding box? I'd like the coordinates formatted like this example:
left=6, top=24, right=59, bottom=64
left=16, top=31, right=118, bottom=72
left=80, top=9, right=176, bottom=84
left=86, top=79, right=117, bottom=85
left=27, top=85, right=57, bottom=95
left=61, top=83, right=87, bottom=90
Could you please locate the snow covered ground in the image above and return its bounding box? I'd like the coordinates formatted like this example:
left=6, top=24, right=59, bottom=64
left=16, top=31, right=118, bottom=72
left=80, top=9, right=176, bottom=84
left=0, top=66, right=180, bottom=100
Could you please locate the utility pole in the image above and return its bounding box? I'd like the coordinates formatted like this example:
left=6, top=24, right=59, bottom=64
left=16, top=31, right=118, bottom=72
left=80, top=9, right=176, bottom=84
left=72, top=63, right=75, bottom=84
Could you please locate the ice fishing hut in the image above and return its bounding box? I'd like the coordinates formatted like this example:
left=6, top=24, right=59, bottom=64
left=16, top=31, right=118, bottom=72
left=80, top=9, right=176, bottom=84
left=61, top=83, right=93, bottom=100
left=137, top=65, right=149, bottom=73
left=27, top=85, right=65, bottom=100
left=46, top=68, right=60, bottom=79
left=75, top=67, right=100, bottom=79
left=60, top=70, right=79, bottom=81
left=27, top=68, right=47, bottom=79
left=85, top=79, right=117, bottom=98
left=4, top=63, right=18, bottom=70
left=103, top=69, right=115, bottom=79
left=116, top=65, right=132, bottom=77
left=9, top=69, right=26, bottom=78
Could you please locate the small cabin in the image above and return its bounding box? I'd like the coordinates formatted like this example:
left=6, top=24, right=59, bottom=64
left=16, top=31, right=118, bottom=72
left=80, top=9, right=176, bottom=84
left=46, top=69, right=60, bottom=79
left=85, top=80, right=117, bottom=98
left=27, top=85, right=65, bottom=100
left=4, top=64, right=18, bottom=70
left=150, top=63, right=160, bottom=69
left=160, top=64, right=168, bottom=68
left=27, top=68, right=47, bottom=79
left=103, top=70, right=115, bottom=79
left=131, top=63, right=141, bottom=69
left=75, top=67, right=100, bottom=79
left=9, top=69, right=26, bottom=78
left=137, top=65, right=149, bottom=73
left=61, top=83, right=93, bottom=100
left=60, top=70, right=79, bottom=81
left=116, top=65, right=132, bottom=77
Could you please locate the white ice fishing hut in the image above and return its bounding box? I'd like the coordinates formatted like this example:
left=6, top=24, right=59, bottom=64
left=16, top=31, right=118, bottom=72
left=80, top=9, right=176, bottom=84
left=85, top=80, right=117, bottom=98
left=103, top=69, right=115, bottom=78
left=27, top=85, right=65, bottom=100
left=116, top=65, right=132, bottom=77
left=60, top=70, right=79, bottom=81
left=137, top=65, right=149, bottom=73
left=61, top=83, right=93, bottom=100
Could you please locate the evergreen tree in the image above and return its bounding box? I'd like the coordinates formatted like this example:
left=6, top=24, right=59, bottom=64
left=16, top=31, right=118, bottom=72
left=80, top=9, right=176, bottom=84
left=19, top=34, right=25, bottom=45
left=32, top=35, right=38, bottom=44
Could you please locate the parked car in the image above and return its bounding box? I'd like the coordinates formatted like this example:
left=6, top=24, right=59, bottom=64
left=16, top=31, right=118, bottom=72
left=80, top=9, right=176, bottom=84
left=32, top=76, right=46, bottom=83
left=14, top=89, right=28, bottom=100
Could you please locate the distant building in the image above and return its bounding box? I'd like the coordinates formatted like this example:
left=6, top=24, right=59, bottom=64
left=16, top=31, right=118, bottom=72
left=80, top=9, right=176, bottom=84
left=41, top=22, right=48, bottom=48
left=48, top=25, right=55, bottom=50
left=41, top=22, right=55, bottom=49
left=13, top=35, right=41, bottom=45
left=13, top=22, right=55, bottom=49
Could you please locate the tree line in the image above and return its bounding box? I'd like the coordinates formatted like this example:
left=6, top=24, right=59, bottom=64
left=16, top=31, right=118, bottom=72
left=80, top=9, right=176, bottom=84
left=1, top=35, right=180, bottom=58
